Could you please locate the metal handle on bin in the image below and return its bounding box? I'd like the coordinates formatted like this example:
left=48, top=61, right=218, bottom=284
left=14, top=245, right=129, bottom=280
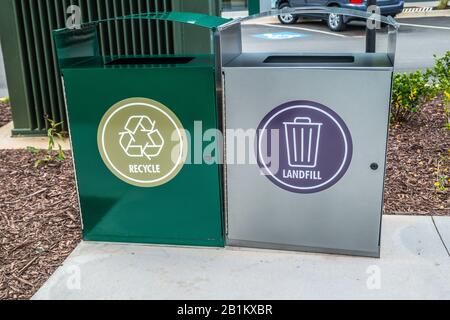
left=294, top=117, right=312, bottom=123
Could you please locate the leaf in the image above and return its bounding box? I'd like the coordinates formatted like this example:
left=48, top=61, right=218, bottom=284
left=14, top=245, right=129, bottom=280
left=26, top=146, right=39, bottom=155
left=35, top=159, right=46, bottom=167
left=55, top=132, right=65, bottom=141
left=48, top=135, right=55, bottom=151
left=56, top=145, right=66, bottom=161
left=0, top=96, right=9, bottom=104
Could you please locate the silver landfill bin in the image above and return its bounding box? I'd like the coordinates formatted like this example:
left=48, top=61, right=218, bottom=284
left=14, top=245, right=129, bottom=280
left=220, top=8, right=398, bottom=257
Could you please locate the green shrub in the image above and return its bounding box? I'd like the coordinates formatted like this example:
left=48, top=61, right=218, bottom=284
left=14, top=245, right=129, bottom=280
left=429, top=52, right=449, bottom=96
left=428, top=52, right=450, bottom=129
left=437, top=0, right=449, bottom=10
left=391, top=70, right=433, bottom=123
left=390, top=52, right=450, bottom=124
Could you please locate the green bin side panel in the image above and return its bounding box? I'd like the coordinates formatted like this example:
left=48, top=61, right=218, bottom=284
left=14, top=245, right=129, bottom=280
left=62, top=66, right=223, bottom=247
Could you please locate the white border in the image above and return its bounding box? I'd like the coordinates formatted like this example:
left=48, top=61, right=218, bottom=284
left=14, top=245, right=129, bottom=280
left=101, top=102, right=184, bottom=184
left=258, top=104, right=350, bottom=191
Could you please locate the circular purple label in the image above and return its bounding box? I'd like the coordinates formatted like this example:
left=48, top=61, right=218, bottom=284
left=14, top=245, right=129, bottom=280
left=257, top=100, right=353, bottom=194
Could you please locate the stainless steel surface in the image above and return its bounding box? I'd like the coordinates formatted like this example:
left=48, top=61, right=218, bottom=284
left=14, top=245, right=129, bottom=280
left=218, top=7, right=399, bottom=32
left=219, top=23, right=242, bottom=66
left=226, top=239, right=381, bottom=258
left=218, top=7, right=398, bottom=66
left=223, top=66, right=392, bottom=256
left=224, top=52, right=394, bottom=70
left=220, top=9, right=396, bottom=256
left=388, top=24, right=398, bottom=65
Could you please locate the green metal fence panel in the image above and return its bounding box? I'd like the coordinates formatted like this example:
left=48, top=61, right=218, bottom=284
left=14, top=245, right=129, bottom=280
left=0, top=0, right=220, bottom=136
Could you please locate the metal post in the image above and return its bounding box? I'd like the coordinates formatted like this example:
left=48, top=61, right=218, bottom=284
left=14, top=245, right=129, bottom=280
left=365, top=0, right=377, bottom=53
left=248, top=0, right=261, bottom=15
left=248, top=0, right=272, bottom=15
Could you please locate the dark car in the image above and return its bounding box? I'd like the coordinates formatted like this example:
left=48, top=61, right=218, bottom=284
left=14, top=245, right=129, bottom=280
left=276, top=0, right=404, bottom=31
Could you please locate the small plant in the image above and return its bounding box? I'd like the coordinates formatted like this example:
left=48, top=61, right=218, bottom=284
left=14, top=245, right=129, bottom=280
left=434, top=151, right=450, bottom=192
left=434, top=174, right=449, bottom=192
left=26, top=146, right=39, bottom=155
left=391, top=70, right=433, bottom=123
left=0, top=96, right=9, bottom=104
left=27, top=117, right=67, bottom=167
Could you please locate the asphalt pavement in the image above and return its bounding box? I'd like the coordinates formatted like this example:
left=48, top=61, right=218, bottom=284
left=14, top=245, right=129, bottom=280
left=242, top=16, right=450, bottom=72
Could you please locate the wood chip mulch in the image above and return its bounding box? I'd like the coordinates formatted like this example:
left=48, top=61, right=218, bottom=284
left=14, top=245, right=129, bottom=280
left=384, top=97, right=450, bottom=215
left=0, top=102, right=12, bottom=127
left=0, top=97, right=448, bottom=299
left=0, top=150, right=81, bottom=300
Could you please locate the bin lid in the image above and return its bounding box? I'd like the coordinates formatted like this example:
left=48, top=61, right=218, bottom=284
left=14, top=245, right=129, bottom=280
left=54, top=11, right=231, bottom=33
left=121, top=12, right=231, bottom=30
left=53, top=12, right=231, bottom=70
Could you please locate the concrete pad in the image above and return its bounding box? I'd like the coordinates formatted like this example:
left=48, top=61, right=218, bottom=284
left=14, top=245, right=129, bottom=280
left=0, top=122, right=71, bottom=150
left=32, top=215, right=450, bottom=300
left=433, top=216, right=450, bottom=256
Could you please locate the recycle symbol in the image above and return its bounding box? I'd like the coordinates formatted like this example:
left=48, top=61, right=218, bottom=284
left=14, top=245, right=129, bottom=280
left=119, top=115, right=165, bottom=160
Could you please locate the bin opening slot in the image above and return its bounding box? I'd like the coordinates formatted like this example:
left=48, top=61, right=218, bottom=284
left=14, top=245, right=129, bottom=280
left=106, top=57, right=195, bottom=65
left=263, top=55, right=355, bottom=64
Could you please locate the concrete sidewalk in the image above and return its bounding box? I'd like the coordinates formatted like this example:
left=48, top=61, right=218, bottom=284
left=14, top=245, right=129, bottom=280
left=0, top=122, right=70, bottom=150
left=404, top=1, right=439, bottom=7
left=33, top=215, right=450, bottom=300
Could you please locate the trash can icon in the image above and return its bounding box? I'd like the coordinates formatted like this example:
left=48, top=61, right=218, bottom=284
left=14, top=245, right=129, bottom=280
left=284, top=117, right=322, bottom=168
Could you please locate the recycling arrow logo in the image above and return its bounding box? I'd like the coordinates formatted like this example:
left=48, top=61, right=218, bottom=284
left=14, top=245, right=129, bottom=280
left=98, top=98, right=187, bottom=188
left=119, top=115, right=165, bottom=160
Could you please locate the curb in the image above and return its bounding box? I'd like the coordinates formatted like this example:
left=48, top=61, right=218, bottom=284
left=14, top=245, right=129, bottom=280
left=231, top=9, right=450, bottom=21
left=397, top=8, right=450, bottom=18
left=404, top=1, right=439, bottom=8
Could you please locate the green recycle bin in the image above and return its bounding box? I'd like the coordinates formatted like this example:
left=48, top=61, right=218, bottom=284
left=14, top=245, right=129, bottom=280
left=53, top=12, right=230, bottom=247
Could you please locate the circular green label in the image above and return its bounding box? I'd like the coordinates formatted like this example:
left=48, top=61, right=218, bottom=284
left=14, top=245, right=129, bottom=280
left=97, top=98, right=187, bottom=187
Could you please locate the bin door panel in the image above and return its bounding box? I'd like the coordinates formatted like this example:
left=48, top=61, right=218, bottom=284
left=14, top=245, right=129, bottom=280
left=63, top=66, right=223, bottom=247
left=224, top=67, right=392, bottom=256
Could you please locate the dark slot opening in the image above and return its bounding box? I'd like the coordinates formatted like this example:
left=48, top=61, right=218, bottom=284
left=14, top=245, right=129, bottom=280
left=263, top=55, right=355, bottom=64
left=106, top=56, right=195, bottom=65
